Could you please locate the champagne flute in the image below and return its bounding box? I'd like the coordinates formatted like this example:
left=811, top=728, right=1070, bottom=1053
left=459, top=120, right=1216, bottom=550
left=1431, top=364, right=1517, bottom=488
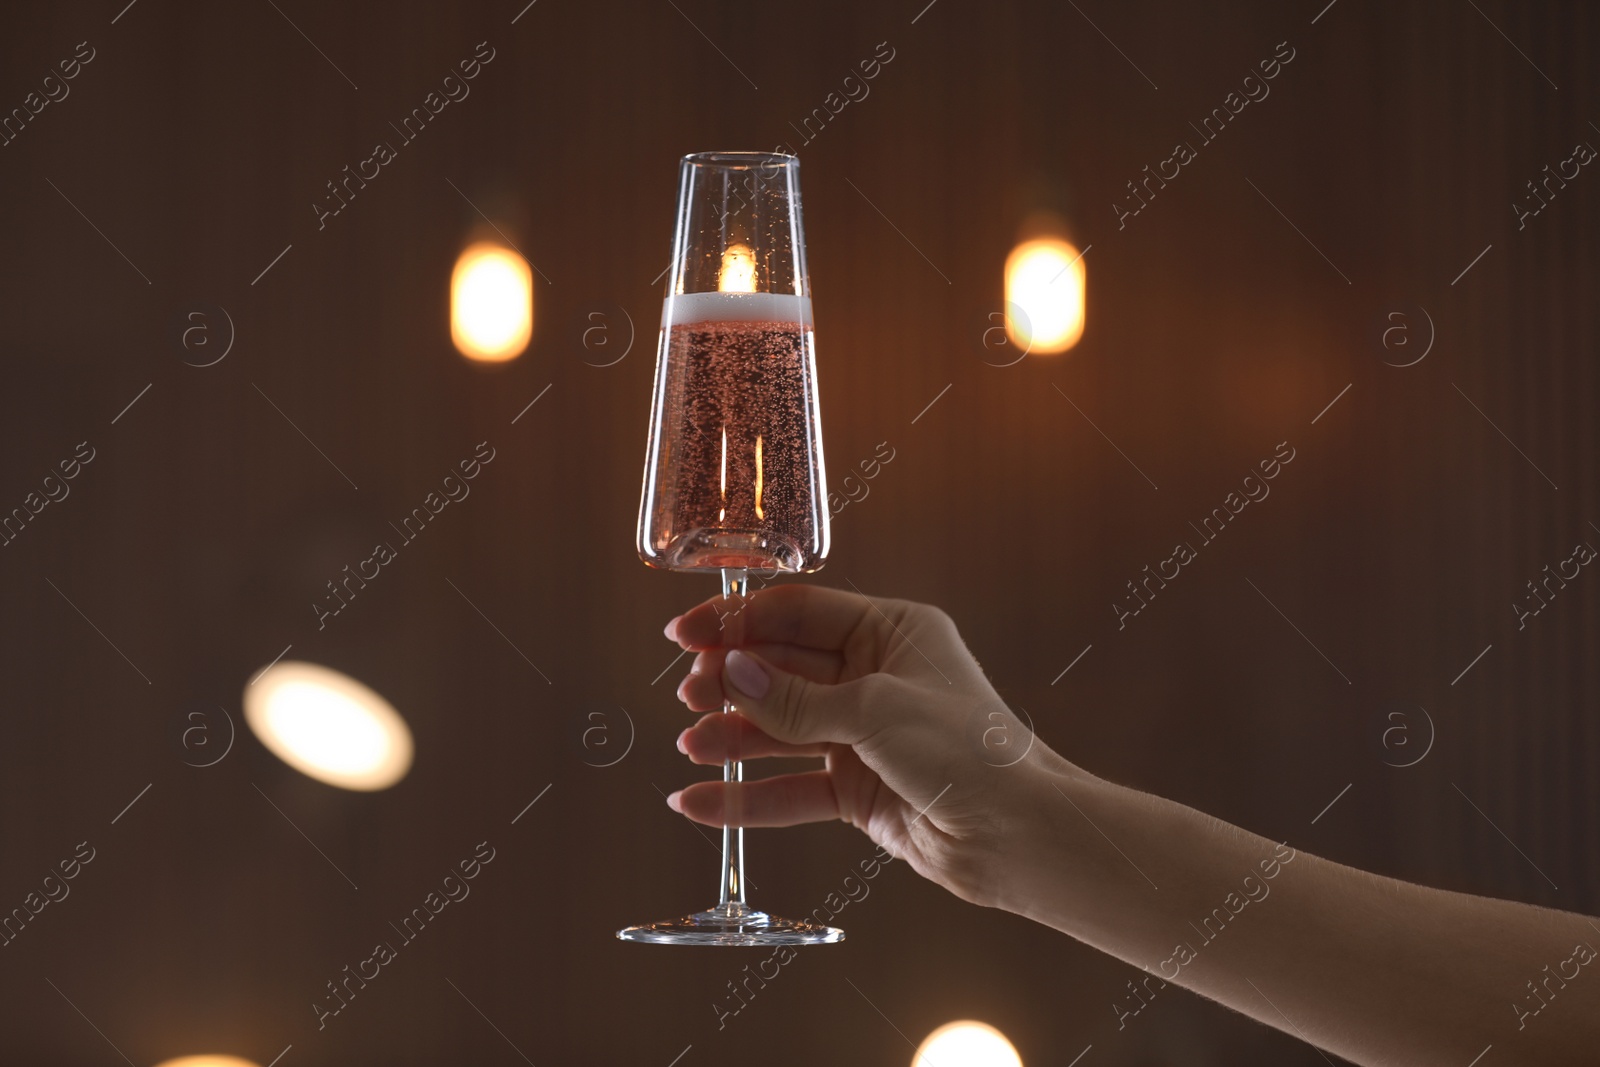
left=619, top=151, right=840, bottom=946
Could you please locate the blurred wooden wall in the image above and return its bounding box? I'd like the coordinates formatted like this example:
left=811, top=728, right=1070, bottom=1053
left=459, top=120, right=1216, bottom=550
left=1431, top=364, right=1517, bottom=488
left=0, top=1, right=1595, bottom=1064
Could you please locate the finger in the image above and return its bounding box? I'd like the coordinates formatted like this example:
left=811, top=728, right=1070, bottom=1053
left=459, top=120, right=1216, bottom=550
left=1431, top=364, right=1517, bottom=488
left=668, top=770, right=839, bottom=828
left=676, top=644, right=843, bottom=711
left=668, top=583, right=884, bottom=653
left=721, top=648, right=881, bottom=745
left=677, top=712, right=829, bottom=765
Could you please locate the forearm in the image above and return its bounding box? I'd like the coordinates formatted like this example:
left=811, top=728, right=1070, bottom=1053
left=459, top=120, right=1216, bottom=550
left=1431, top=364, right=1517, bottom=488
left=992, top=754, right=1600, bottom=1066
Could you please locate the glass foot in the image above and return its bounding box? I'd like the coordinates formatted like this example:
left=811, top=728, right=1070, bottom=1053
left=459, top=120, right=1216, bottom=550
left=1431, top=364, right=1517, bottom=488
left=617, top=902, right=844, bottom=946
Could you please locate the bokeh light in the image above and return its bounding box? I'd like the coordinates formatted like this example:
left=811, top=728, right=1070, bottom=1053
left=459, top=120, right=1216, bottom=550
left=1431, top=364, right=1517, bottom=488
left=243, top=660, right=413, bottom=791
left=451, top=242, right=533, bottom=361
left=912, top=1020, right=1023, bottom=1067
left=1004, top=237, right=1086, bottom=354
left=718, top=242, right=758, bottom=292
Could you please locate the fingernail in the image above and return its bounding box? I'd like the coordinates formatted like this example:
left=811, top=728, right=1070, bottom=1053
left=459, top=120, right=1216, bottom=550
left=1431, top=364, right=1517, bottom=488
left=665, top=789, right=683, bottom=812
left=725, top=649, right=770, bottom=699
left=675, top=729, right=689, bottom=754
left=663, top=616, right=681, bottom=641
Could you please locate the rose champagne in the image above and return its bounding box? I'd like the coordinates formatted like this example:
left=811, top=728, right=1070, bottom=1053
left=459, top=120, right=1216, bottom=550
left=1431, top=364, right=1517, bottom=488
left=638, top=291, right=829, bottom=574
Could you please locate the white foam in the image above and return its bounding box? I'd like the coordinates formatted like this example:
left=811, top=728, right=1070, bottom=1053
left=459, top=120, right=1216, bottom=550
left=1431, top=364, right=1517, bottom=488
left=661, top=291, right=813, bottom=328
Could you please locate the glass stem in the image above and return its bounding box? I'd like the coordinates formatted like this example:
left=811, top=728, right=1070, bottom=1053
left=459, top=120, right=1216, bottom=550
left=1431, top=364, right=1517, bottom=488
left=717, top=566, right=749, bottom=911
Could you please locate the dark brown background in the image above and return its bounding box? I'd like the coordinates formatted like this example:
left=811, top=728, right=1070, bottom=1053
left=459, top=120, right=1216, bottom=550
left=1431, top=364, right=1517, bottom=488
left=1, top=0, right=1595, bottom=1064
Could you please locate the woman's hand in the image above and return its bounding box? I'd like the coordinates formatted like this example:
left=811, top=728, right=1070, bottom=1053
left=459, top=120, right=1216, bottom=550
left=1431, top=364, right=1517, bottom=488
left=664, top=582, right=1071, bottom=907
left=666, top=584, right=1600, bottom=1067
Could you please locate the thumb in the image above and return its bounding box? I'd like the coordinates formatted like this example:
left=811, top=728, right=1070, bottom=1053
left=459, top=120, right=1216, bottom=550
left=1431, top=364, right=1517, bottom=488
left=722, top=649, right=871, bottom=745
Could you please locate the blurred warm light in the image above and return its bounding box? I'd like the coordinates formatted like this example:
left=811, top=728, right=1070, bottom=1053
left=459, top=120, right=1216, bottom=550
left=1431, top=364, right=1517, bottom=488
left=718, top=242, right=758, bottom=292
left=243, top=661, right=413, bottom=791
left=913, top=1021, right=1023, bottom=1067
left=153, top=1058, right=261, bottom=1067
left=451, top=242, right=532, bottom=361
left=1004, top=237, right=1086, bottom=354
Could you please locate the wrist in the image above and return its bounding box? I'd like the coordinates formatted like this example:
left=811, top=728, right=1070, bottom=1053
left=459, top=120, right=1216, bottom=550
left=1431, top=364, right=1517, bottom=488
left=970, top=744, right=1108, bottom=918
left=981, top=747, right=1182, bottom=950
